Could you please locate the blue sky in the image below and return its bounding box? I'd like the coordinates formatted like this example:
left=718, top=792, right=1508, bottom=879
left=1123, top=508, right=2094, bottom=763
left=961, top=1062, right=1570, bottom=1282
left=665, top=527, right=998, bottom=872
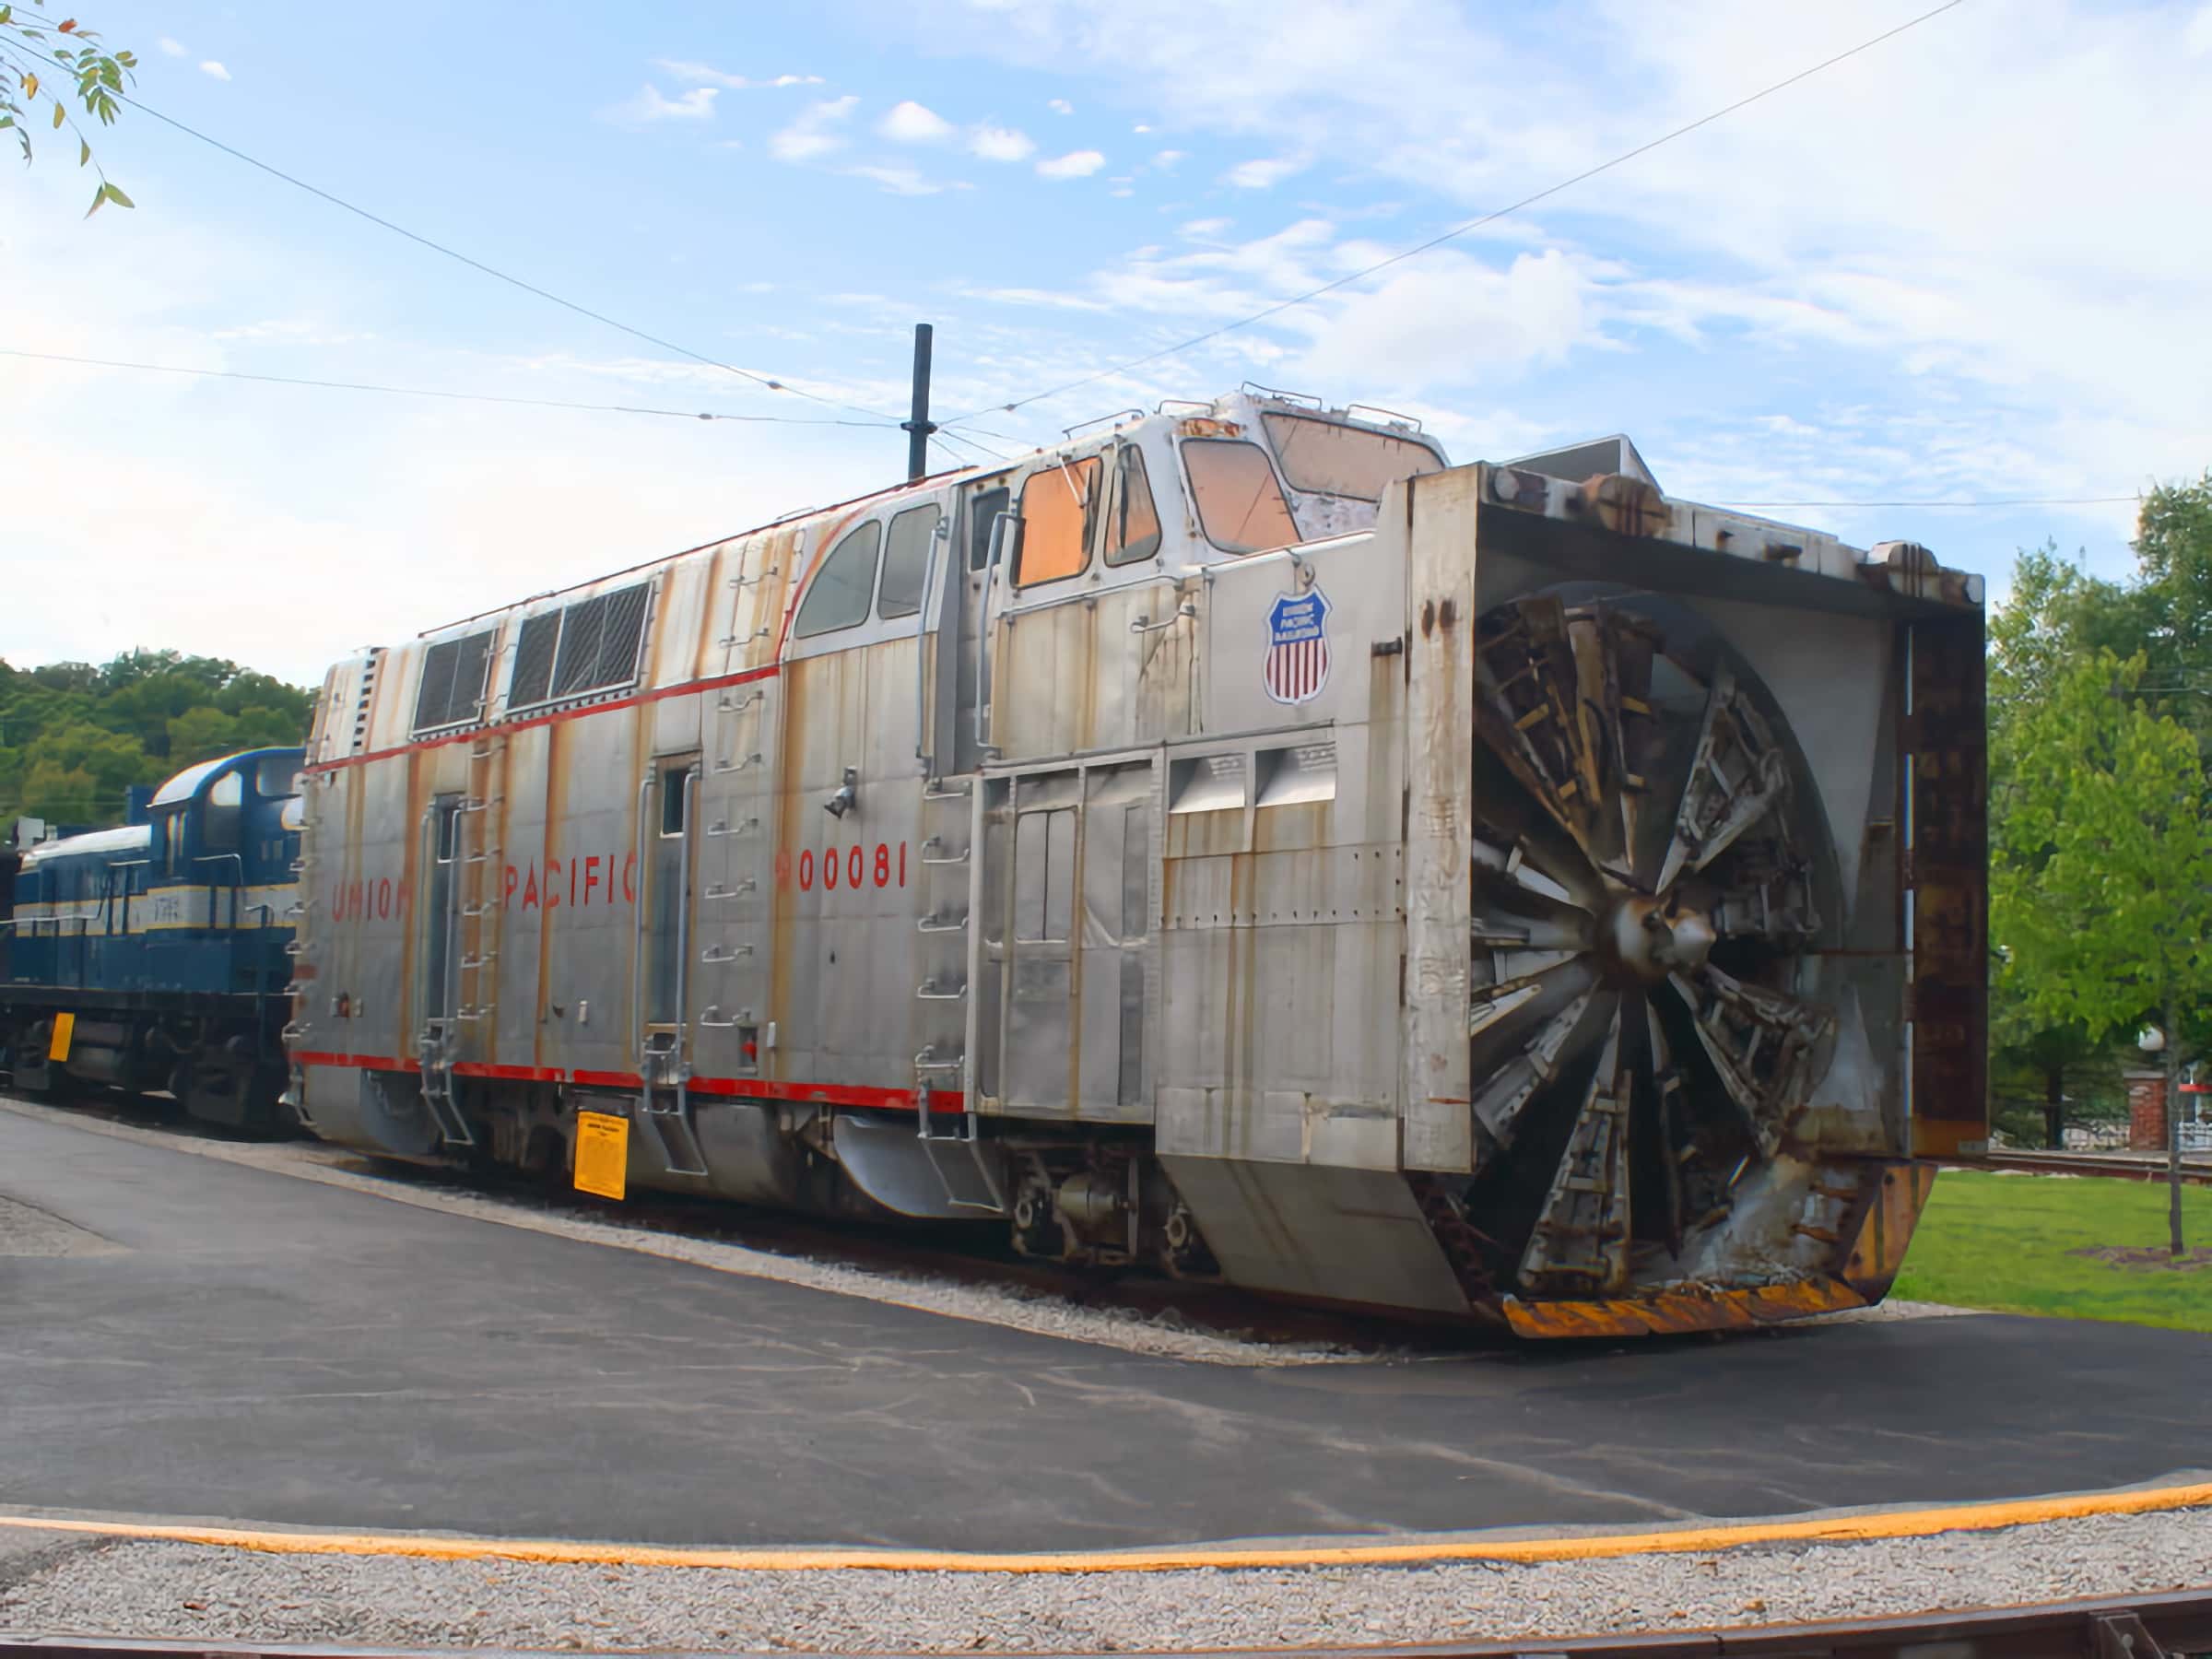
left=6, top=0, right=2211, bottom=684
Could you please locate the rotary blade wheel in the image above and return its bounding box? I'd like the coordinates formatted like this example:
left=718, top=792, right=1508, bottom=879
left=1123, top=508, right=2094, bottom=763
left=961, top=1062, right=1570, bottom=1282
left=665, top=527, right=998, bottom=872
left=1453, top=592, right=1838, bottom=1301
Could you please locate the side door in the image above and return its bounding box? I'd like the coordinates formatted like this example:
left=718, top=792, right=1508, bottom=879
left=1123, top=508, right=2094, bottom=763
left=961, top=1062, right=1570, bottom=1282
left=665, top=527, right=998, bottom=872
left=977, top=758, right=1155, bottom=1117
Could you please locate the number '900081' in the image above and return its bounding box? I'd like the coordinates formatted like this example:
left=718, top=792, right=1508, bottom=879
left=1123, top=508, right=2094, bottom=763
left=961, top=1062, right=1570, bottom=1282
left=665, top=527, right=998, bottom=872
left=778, top=842, right=906, bottom=892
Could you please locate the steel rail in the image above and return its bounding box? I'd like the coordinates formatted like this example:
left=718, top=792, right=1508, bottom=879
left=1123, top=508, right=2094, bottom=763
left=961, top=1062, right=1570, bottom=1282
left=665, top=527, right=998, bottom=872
left=1947, top=1150, right=2212, bottom=1186
left=4, top=1588, right=2212, bottom=1659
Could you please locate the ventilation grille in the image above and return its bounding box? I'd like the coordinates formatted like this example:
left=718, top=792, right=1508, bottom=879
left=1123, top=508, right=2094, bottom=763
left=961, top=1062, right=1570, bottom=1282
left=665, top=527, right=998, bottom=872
left=412, top=629, right=496, bottom=735
left=509, top=581, right=653, bottom=712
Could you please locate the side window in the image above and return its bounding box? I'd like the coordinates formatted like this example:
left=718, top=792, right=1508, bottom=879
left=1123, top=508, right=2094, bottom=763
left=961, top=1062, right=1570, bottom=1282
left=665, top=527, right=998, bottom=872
left=1182, top=439, right=1300, bottom=556
left=794, top=520, right=882, bottom=638
left=877, top=504, right=942, bottom=619
left=969, top=487, right=1010, bottom=571
left=202, top=771, right=243, bottom=854
left=1017, top=456, right=1101, bottom=587
left=1106, top=444, right=1163, bottom=566
left=253, top=756, right=300, bottom=798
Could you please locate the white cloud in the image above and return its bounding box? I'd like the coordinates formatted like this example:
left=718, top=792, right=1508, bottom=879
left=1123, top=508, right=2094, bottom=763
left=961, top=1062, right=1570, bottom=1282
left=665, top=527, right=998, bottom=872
left=1111, top=186, right=1134, bottom=198
left=2186, top=4, right=2212, bottom=54
left=158, top=37, right=186, bottom=56
left=770, top=95, right=858, bottom=163
left=1133, top=123, right=1151, bottom=134
left=1179, top=217, right=1230, bottom=237
left=1048, top=98, right=1074, bottom=114
left=969, top=124, right=1036, bottom=162
left=604, top=84, right=719, bottom=124
left=1036, top=148, right=1105, bottom=180
left=878, top=100, right=954, bottom=143
left=199, top=61, right=231, bottom=82
left=1150, top=148, right=1185, bottom=171
left=1223, top=155, right=1304, bottom=189
left=653, top=60, right=822, bottom=88
left=843, top=162, right=959, bottom=196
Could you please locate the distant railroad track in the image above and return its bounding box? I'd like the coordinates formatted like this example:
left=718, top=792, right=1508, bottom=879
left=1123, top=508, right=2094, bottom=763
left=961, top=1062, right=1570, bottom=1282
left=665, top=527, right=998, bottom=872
left=1947, top=1149, right=2212, bottom=1185
left=5, top=1587, right=2212, bottom=1659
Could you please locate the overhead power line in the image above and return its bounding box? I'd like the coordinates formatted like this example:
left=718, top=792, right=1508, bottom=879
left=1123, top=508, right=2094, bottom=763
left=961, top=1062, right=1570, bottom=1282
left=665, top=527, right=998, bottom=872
left=5, top=347, right=901, bottom=426
left=1721, top=495, right=2140, bottom=510
left=9, top=38, right=899, bottom=427
left=940, top=0, right=1972, bottom=427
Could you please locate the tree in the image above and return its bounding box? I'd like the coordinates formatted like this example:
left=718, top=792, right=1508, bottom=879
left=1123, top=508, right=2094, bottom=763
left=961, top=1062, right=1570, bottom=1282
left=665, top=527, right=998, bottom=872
left=1, top=2, right=136, bottom=216
left=1985, top=544, right=2147, bottom=1147
left=0, top=648, right=313, bottom=827
left=1993, top=650, right=2212, bottom=1254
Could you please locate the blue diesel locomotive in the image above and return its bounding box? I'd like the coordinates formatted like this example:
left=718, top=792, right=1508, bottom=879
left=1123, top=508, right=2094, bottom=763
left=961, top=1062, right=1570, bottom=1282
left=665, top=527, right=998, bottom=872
left=3, top=747, right=304, bottom=1130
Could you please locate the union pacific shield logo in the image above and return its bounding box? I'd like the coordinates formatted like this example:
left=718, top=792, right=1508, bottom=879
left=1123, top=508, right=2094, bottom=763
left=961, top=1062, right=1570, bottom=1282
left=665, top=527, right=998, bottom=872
left=1262, top=586, right=1333, bottom=705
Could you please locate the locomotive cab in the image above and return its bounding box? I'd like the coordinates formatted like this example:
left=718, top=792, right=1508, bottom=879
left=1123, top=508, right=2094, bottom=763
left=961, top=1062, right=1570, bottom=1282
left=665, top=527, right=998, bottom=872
left=6, top=747, right=303, bottom=1130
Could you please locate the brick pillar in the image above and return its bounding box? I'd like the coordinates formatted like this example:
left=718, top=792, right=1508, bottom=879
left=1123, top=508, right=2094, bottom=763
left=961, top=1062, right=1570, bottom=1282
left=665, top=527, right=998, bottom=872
left=2125, top=1068, right=2168, bottom=1152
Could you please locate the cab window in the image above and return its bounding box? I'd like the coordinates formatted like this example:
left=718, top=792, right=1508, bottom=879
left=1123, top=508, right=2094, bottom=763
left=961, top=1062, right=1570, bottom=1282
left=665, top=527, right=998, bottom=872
left=877, top=504, right=941, bottom=619
left=1016, top=456, right=1101, bottom=586
left=1261, top=412, right=1442, bottom=500
left=202, top=771, right=243, bottom=854
left=794, top=520, right=882, bottom=638
left=1105, top=445, right=1163, bottom=567
left=1182, top=439, right=1300, bottom=555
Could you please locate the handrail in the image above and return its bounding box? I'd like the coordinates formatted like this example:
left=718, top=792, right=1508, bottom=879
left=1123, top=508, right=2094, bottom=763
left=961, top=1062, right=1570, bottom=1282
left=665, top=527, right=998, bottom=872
left=631, top=770, right=653, bottom=1067
left=972, top=509, right=1017, bottom=755
left=413, top=801, right=437, bottom=1035
left=913, top=516, right=948, bottom=771
left=673, top=762, right=700, bottom=1053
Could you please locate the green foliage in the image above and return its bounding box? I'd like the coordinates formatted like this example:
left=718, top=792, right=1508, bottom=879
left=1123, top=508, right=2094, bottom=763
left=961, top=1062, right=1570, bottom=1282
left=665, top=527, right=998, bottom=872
left=0, top=649, right=313, bottom=827
left=1986, top=477, right=2212, bottom=1143
left=1892, top=1171, right=2212, bottom=1332
left=1991, top=649, right=2212, bottom=1048
left=0, top=2, right=136, bottom=212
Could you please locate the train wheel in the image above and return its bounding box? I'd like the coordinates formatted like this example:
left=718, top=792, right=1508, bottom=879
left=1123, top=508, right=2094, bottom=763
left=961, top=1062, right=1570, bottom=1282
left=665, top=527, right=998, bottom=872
left=1452, top=591, right=1841, bottom=1300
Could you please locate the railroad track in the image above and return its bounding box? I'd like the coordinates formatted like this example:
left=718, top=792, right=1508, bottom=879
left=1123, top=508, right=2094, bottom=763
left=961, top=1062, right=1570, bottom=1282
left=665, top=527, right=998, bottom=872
left=1948, top=1149, right=2212, bottom=1185
left=4, top=1587, right=2210, bottom=1659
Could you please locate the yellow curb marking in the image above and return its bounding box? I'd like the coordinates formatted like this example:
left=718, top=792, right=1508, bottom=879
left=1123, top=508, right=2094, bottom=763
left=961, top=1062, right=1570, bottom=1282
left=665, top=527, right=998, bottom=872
left=3, top=1483, right=2208, bottom=1575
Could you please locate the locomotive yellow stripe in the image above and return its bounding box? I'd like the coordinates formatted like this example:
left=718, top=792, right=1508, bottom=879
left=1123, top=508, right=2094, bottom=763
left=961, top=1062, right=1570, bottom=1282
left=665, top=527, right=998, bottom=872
left=1, top=1481, right=2206, bottom=1572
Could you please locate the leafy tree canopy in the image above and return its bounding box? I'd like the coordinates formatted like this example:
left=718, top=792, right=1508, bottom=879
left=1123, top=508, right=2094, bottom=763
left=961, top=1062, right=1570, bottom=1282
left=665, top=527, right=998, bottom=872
left=0, top=649, right=314, bottom=827
left=0, top=3, right=137, bottom=215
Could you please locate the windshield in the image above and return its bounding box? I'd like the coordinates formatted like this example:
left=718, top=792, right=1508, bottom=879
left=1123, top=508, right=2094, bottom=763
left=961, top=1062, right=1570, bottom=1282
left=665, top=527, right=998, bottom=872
left=1263, top=412, right=1443, bottom=500
left=1181, top=438, right=1300, bottom=554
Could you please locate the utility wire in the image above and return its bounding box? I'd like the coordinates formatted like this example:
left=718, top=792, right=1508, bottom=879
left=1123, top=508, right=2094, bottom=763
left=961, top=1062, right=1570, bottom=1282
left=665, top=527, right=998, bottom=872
left=1720, top=494, right=2139, bottom=510
left=5, top=347, right=901, bottom=426
left=940, top=0, right=1972, bottom=427
left=8, top=38, right=900, bottom=426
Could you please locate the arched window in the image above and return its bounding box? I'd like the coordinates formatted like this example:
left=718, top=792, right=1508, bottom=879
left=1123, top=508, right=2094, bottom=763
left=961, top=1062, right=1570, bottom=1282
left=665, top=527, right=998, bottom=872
left=794, top=520, right=883, bottom=638
left=877, top=504, right=942, bottom=619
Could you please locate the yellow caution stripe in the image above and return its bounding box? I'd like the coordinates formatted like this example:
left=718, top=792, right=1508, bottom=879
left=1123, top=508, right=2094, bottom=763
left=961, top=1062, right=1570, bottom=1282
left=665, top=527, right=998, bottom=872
left=1, top=1481, right=2207, bottom=1574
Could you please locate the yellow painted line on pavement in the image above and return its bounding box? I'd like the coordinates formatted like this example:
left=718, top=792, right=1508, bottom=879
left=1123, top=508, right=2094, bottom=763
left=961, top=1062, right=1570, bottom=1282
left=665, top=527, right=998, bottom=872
left=3, top=1483, right=2209, bottom=1574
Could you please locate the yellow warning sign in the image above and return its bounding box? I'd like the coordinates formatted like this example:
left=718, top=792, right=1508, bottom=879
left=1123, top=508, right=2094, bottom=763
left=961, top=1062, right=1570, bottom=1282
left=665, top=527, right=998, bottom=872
left=573, top=1111, right=629, bottom=1201
left=47, top=1013, right=75, bottom=1064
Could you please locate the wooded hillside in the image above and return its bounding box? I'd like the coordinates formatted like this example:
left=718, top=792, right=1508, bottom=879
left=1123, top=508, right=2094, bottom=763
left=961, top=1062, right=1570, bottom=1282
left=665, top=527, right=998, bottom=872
left=0, top=650, right=315, bottom=829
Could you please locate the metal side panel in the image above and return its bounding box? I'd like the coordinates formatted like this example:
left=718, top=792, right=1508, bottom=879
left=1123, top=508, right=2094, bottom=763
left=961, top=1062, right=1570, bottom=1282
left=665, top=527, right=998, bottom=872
left=1399, top=468, right=1481, bottom=1173
left=1159, top=1155, right=1469, bottom=1314
left=1908, top=608, right=1990, bottom=1155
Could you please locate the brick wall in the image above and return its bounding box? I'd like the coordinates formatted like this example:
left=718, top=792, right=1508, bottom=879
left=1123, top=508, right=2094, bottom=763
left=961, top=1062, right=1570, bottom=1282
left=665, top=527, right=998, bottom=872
left=2125, top=1068, right=2168, bottom=1152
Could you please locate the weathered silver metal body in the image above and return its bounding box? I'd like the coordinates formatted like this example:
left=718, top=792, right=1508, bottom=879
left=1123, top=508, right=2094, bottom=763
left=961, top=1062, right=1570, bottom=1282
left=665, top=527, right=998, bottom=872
left=291, top=390, right=1987, bottom=1335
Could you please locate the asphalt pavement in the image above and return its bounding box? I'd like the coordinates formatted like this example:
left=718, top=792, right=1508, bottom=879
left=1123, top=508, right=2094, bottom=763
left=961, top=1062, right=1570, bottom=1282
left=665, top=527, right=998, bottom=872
left=3, top=1105, right=2207, bottom=1553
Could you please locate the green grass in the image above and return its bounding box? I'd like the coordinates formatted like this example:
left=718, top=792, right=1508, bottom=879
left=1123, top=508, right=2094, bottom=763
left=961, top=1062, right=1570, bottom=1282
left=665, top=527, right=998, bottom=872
left=1892, top=1169, right=2212, bottom=1332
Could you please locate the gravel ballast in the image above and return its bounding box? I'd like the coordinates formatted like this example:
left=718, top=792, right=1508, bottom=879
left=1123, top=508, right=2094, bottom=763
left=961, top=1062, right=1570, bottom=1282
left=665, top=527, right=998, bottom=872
left=4, top=1510, right=2208, bottom=1652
